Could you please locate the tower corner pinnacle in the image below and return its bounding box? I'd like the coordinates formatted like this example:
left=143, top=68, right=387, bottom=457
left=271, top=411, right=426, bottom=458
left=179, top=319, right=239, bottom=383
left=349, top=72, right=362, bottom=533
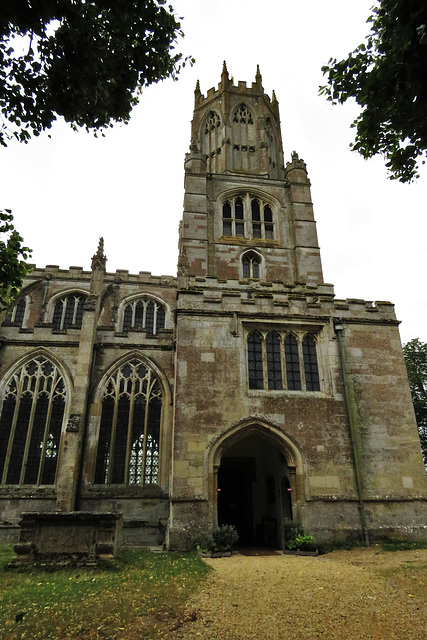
left=91, top=237, right=107, bottom=271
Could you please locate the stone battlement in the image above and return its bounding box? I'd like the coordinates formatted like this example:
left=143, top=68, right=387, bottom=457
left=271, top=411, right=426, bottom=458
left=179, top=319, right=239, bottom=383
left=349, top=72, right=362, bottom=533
left=23, top=266, right=177, bottom=287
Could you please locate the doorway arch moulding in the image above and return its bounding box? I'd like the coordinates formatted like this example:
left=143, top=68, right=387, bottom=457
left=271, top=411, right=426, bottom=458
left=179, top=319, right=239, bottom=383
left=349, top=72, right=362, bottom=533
left=205, top=416, right=307, bottom=527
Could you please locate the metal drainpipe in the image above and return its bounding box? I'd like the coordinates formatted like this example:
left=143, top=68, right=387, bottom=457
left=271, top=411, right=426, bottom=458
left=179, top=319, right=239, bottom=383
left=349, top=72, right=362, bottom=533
left=334, top=319, right=370, bottom=546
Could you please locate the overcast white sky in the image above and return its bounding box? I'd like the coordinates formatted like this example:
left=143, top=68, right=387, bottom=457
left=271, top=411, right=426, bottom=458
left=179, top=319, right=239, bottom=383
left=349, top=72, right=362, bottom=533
left=2, top=0, right=426, bottom=344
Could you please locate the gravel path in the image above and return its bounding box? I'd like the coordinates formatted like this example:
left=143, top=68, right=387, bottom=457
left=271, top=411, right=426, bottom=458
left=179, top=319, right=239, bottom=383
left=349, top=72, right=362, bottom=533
left=174, top=548, right=427, bottom=640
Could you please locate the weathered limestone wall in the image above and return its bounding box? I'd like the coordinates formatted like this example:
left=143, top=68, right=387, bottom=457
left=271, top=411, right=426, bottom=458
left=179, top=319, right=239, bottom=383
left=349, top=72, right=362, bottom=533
left=169, top=278, right=427, bottom=547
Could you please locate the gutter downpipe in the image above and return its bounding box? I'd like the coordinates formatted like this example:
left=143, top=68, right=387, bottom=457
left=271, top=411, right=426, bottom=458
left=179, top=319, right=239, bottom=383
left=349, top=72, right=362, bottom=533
left=334, top=319, right=370, bottom=546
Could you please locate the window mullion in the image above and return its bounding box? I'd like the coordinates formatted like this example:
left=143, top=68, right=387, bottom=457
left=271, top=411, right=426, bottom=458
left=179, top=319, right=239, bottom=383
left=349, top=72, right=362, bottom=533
left=298, top=337, right=306, bottom=391
left=131, top=301, right=136, bottom=328
left=281, top=335, right=287, bottom=389
left=107, top=386, right=120, bottom=485
left=153, top=305, right=158, bottom=336
left=36, top=372, right=57, bottom=485
left=142, top=301, right=147, bottom=331
left=60, top=299, right=66, bottom=330
left=72, top=297, right=78, bottom=325
left=262, top=335, right=268, bottom=390
left=19, top=373, right=42, bottom=485
left=1, top=374, right=22, bottom=484
left=141, top=371, right=152, bottom=483
left=125, top=378, right=136, bottom=483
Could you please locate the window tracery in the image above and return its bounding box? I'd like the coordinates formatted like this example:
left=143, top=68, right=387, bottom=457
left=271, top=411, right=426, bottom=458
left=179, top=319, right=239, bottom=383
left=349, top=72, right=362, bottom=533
left=94, top=359, right=162, bottom=485
left=0, top=356, right=66, bottom=485
left=121, top=298, right=166, bottom=335
left=52, top=294, right=86, bottom=330
left=204, top=111, right=221, bottom=133
left=247, top=331, right=320, bottom=392
left=233, top=105, right=253, bottom=125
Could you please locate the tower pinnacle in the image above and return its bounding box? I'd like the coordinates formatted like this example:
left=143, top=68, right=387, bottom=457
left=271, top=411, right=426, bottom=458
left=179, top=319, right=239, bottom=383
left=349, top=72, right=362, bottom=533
left=91, top=237, right=107, bottom=271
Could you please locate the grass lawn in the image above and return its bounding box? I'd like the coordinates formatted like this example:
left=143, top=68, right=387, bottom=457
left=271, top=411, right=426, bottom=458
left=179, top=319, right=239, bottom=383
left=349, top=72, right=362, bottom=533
left=0, top=545, right=210, bottom=640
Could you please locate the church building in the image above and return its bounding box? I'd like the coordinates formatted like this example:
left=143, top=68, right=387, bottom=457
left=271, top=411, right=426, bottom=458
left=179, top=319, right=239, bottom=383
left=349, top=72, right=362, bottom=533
left=1, top=65, right=426, bottom=549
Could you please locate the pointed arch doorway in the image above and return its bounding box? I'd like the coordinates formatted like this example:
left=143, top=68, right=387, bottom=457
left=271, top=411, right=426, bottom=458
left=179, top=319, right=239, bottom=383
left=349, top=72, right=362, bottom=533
left=211, top=422, right=303, bottom=548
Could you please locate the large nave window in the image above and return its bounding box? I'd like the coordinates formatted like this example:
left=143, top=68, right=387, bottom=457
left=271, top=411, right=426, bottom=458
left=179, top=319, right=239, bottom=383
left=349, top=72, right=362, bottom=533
left=0, top=356, right=66, bottom=485
left=94, top=359, right=162, bottom=485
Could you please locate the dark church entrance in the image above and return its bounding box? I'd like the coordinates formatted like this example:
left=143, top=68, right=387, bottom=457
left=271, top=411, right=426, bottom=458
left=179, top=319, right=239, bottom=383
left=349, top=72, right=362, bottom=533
left=217, top=434, right=291, bottom=548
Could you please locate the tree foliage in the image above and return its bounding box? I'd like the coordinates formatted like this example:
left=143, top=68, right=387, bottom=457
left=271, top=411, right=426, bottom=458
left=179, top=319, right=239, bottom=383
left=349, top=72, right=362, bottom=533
left=320, top=1, right=427, bottom=182
left=403, top=338, right=427, bottom=467
left=0, top=0, right=190, bottom=144
left=0, top=210, right=32, bottom=310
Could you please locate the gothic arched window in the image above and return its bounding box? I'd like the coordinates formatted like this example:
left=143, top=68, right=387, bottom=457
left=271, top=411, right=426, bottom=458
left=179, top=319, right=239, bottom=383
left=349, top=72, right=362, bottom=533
left=94, top=359, right=163, bottom=485
left=121, top=298, right=166, bottom=335
left=52, top=293, right=86, bottom=330
left=242, top=251, right=261, bottom=279
left=302, top=334, right=320, bottom=391
left=247, top=331, right=264, bottom=389
left=0, top=356, right=66, bottom=485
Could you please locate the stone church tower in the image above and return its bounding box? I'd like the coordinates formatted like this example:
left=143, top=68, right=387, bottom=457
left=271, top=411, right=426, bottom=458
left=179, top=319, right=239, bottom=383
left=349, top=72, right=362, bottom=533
left=170, top=63, right=426, bottom=547
left=0, top=66, right=426, bottom=551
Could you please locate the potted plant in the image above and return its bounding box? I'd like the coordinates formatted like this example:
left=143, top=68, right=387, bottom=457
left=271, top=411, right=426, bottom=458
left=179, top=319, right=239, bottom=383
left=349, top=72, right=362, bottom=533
left=196, top=524, right=239, bottom=557
left=283, top=518, right=321, bottom=556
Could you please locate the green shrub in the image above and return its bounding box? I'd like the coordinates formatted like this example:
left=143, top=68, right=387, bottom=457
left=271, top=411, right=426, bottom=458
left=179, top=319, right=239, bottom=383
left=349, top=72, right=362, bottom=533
left=288, top=534, right=314, bottom=550
left=282, top=517, right=304, bottom=546
left=195, top=524, right=239, bottom=553
left=213, top=524, right=239, bottom=551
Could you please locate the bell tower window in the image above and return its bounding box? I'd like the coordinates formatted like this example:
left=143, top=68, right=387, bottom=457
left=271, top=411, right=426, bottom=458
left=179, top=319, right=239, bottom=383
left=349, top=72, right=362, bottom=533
left=221, top=194, right=275, bottom=240
left=203, top=110, right=222, bottom=173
